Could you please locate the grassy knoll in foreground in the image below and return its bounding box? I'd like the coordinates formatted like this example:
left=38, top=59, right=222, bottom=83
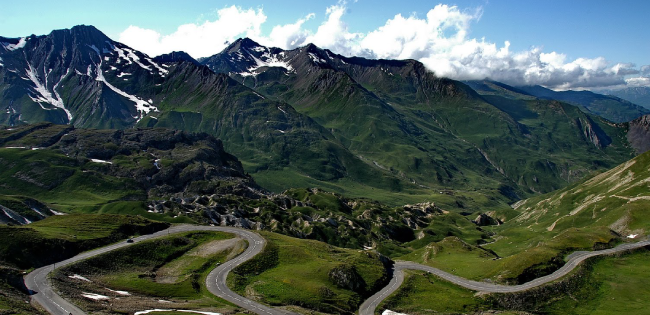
left=0, top=214, right=169, bottom=269
left=381, top=248, right=650, bottom=315
left=228, top=232, right=391, bottom=314
left=53, top=231, right=245, bottom=314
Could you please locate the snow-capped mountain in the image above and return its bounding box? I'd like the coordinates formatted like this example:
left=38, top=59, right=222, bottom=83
left=0, top=25, right=169, bottom=127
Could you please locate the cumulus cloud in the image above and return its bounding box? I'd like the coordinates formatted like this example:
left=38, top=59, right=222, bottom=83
left=626, top=77, right=650, bottom=87
left=119, top=5, right=266, bottom=58
left=118, top=3, right=650, bottom=90
left=304, top=4, right=364, bottom=56
left=256, top=13, right=315, bottom=50
left=641, top=65, right=650, bottom=76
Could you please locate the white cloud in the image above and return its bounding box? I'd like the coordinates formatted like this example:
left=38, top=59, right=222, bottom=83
left=304, top=4, right=364, bottom=56
left=256, top=13, right=315, bottom=49
left=626, top=77, right=650, bottom=88
left=119, top=5, right=266, bottom=58
left=641, top=65, right=650, bottom=75
left=118, top=3, right=649, bottom=90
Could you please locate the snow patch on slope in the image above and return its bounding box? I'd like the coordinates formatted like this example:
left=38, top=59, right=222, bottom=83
left=238, top=47, right=294, bottom=77
left=88, top=44, right=100, bottom=56
left=25, top=64, right=72, bottom=121
left=309, top=52, right=327, bottom=64
left=81, top=292, right=110, bottom=300
left=69, top=274, right=92, bottom=282
left=146, top=58, right=169, bottom=75
left=1, top=37, right=27, bottom=51
left=95, top=62, right=157, bottom=122
left=105, top=288, right=130, bottom=295
left=90, top=158, right=113, bottom=164
left=0, top=206, right=31, bottom=225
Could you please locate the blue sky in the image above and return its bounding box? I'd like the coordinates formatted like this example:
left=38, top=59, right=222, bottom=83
left=3, top=0, right=649, bottom=90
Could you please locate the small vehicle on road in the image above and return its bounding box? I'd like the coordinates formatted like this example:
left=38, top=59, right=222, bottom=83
left=126, top=238, right=134, bottom=243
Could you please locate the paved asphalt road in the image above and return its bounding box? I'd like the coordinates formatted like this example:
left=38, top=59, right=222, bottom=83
left=359, top=239, right=650, bottom=315
left=24, top=225, right=298, bottom=315
left=24, top=225, right=649, bottom=315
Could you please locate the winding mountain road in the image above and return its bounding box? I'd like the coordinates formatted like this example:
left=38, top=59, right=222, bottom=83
left=24, top=225, right=649, bottom=315
left=359, top=239, right=650, bottom=315
left=25, top=225, right=297, bottom=315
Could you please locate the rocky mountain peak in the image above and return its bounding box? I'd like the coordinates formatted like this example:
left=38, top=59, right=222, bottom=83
left=153, top=51, right=199, bottom=65
left=225, top=37, right=264, bottom=54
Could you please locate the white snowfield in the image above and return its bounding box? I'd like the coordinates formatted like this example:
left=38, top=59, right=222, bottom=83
left=68, top=274, right=91, bottom=282
left=105, top=288, right=130, bottom=296
left=238, top=46, right=294, bottom=77
left=1, top=37, right=27, bottom=51
left=95, top=60, right=158, bottom=122
left=24, top=64, right=72, bottom=121
left=81, top=293, right=109, bottom=300
left=90, top=158, right=113, bottom=164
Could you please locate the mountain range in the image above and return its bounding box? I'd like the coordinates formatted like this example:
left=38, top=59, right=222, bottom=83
left=1, top=25, right=649, bottom=209
left=604, top=86, right=650, bottom=110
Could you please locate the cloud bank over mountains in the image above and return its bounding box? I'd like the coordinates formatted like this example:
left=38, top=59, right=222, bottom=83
left=119, top=3, right=649, bottom=91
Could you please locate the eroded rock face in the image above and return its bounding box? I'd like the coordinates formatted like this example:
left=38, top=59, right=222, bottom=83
left=328, top=264, right=366, bottom=292
left=473, top=213, right=502, bottom=226
left=576, top=117, right=612, bottom=149
left=627, top=114, right=650, bottom=154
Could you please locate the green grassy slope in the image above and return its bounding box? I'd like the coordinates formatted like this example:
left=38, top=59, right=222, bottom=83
left=0, top=213, right=169, bottom=315
left=0, top=123, right=254, bottom=221
left=139, top=63, right=403, bottom=193
left=53, top=231, right=243, bottom=314
left=490, top=148, right=650, bottom=258
left=209, top=44, right=635, bottom=210
left=390, top=150, right=650, bottom=284
left=228, top=232, right=390, bottom=314
left=0, top=214, right=169, bottom=269
left=381, top=248, right=650, bottom=315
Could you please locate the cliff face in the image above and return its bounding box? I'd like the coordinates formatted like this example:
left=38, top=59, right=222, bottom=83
left=576, top=117, right=612, bottom=149
left=627, top=114, right=650, bottom=154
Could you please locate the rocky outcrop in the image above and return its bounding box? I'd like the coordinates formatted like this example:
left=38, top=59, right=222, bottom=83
left=328, top=264, right=366, bottom=292
left=576, top=117, right=611, bottom=148
left=473, top=213, right=502, bottom=226
left=627, top=114, right=650, bottom=154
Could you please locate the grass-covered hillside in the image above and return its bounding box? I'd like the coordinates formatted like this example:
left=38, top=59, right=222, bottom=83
left=0, top=214, right=168, bottom=269
left=206, top=39, right=635, bottom=210
left=228, top=232, right=391, bottom=314
left=501, top=148, right=650, bottom=250
left=390, top=149, right=650, bottom=285
left=53, top=231, right=244, bottom=315
left=49, top=229, right=392, bottom=315
left=0, top=123, right=255, bottom=222
left=381, top=248, right=650, bottom=315
left=0, top=214, right=169, bottom=315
